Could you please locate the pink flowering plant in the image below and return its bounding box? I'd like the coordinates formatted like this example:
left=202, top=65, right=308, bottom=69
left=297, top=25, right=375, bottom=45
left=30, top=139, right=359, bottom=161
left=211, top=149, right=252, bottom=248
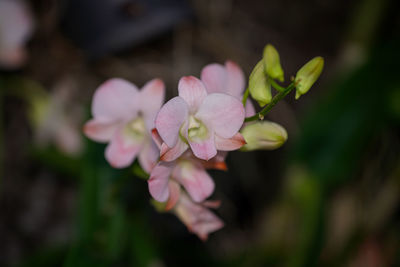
left=84, top=44, right=324, bottom=240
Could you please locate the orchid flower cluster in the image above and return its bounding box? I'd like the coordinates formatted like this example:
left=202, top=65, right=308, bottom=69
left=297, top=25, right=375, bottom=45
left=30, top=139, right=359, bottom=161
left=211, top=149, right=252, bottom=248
left=83, top=44, right=324, bottom=240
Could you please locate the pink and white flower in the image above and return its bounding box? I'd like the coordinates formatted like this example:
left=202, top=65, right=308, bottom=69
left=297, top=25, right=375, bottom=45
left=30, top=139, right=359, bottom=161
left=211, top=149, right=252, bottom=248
left=155, top=76, right=246, bottom=162
left=84, top=78, right=165, bottom=171
left=148, top=129, right=226, bottom=203
left=201, top=60, right=255, bottom=117
left=0, top=0, right=34, bottom=69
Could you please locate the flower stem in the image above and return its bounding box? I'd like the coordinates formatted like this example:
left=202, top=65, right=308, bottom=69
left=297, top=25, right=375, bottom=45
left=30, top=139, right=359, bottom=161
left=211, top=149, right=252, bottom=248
left=270, top=79, right=286, bottom=92
left=242, top=87, right=250, bottom=106
left=244, top=82, right=295, bottom=122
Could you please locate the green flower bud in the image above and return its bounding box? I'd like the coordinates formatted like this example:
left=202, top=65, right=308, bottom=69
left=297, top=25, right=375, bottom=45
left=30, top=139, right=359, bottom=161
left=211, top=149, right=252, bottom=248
left=263, top=44, right=284, bottom=82
left=295, top=57, right=324, bottom=99
left=240, top=121, right=287, bottom=151
left=249, top=60, right=272, bottom=107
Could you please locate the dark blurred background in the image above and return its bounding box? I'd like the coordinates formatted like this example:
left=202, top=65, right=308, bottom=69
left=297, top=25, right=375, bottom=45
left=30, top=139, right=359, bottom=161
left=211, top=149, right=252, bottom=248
left=1, top=0, right=399, bottom=266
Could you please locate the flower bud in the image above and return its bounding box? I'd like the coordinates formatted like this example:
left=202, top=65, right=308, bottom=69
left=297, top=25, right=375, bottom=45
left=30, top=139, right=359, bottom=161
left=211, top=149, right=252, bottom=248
left=295, top=57, right=324, bottom=99
left=240, top=121, right=287, bottom=151
left=263, top=44, right=284, bottom=82
left=248, top=60, right=272, bottom=107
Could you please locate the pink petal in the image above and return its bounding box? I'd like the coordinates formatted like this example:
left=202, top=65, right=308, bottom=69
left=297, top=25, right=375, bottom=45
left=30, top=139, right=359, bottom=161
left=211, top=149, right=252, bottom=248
left=188, top=131, right=217, bottom=161
left=201, top=61, right=245, bottom=99
left=178, top=76, right=208, bottom=112
left=200, top=63, right=226, bottom=94
left=148, top=161, right=174, bottom=202
left=160, top=138, right=189, bottom=162
left=201, top=158, right=228, bottom=171
left=155, top=96, right=188, bottom=148
left=196, top=93, right=245, bottom=138
left=202, top=200, right=221, bottom=209
left=92, top=78, right=138, bottom=121
left=225, top=60, right=246, bottom=97
left=139, top=79, right=165, bottom=131
left=55, top=121, right=83, bottom=156
left=245, top=99, right=256, bottom=117
left=191, top=213, right=224, bottom=241
left=215, top=151, right=228, bottom=162
left=151, top=128, right=163, bottom=149
left=173, top=193, right=224, bottom=241
left=0, top=4, right=32, bottom=67
left=201, top=151, right=228, bottom=170
left=0, top=47, right=27, bottom=68
left=105, top=128, right=142, bottom=168
left=173, top=161, right=215, bottom=202
left=215, top=132, right=246, bottom=151
left=83, top=118, right=120, bottom=142
left=0, top=0, right=34, bottom=54
left=138, top=140, right=159, bottom=173
left=165, top=180, right=181, bottom=211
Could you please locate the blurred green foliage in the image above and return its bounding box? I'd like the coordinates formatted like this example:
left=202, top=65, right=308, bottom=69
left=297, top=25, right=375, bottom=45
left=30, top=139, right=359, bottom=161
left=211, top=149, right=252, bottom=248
left=279, top=40, right=400, bottom=267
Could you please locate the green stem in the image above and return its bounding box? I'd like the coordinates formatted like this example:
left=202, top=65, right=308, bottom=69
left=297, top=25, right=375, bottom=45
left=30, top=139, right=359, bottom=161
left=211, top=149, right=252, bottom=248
left=244, top=82, right=295, bottom=122
left=242, top=87, right=250, bottom=106
left=270, top=79, right=286, bottom=92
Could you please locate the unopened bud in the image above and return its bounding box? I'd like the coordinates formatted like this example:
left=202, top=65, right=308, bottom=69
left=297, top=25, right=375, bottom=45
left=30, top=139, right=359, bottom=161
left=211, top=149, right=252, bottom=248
left=240, top=121, right=287, bottom=151
left=295, top=57, right=324, bottom=99
left=248, top=60, right=272, bottom=107
left=263, top=44, right=284, bottom=82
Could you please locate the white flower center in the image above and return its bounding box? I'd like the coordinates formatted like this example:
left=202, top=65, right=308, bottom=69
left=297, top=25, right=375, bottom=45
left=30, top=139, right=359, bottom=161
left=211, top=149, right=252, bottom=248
left=187, top=115, right=208, bottom=141
left=124, top=117, right=146, bottom=140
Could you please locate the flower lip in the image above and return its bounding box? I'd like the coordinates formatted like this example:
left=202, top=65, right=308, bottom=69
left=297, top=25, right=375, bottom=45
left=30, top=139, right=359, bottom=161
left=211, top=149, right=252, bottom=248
left=187, top=116, right=209, bottom=141
left=125, top=116, right=146, bottom=138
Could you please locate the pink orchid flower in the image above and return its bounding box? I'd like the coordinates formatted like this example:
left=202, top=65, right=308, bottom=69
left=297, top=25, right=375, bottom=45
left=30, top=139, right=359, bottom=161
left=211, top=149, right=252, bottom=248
left=0, top=0, right=34, bottom=69
left=171, top=186, right=224, bottom=241
left=201, top=60, right=255, bottom=117
left=84, top=78, right=165, bottom=171
left=148, top=129, right=226, bottom=203
left=155, top=76, right=246, bottom=162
